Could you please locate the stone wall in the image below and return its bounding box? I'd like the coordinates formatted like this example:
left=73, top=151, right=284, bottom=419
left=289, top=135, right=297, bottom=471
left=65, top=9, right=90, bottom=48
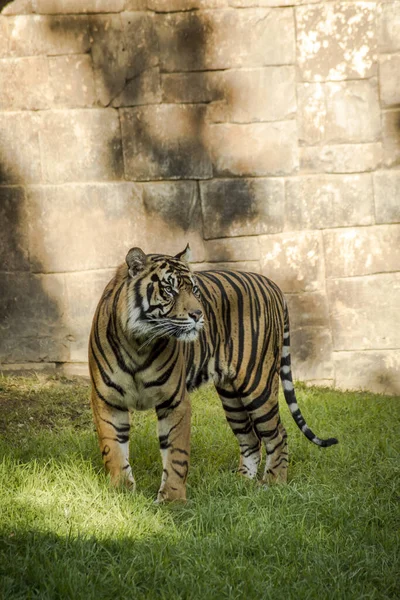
left=0, top=0, right=399, bottom=394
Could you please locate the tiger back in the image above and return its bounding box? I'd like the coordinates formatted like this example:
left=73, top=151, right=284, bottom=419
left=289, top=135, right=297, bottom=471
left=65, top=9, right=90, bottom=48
left=89, top=245, right=337, bottom=502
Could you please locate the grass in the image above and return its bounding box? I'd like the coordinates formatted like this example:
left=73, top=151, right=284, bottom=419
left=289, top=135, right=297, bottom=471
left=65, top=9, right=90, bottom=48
left=0, top=373, right=399, bottom=600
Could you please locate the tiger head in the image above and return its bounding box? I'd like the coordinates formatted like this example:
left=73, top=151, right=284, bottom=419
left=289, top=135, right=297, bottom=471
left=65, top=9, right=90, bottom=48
left=125, top=245, right=204, bottom=343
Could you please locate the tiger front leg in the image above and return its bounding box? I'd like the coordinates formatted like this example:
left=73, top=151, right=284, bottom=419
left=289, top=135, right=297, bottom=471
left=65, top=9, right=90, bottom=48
left=156, top=392, right=191, bottom=503
left=90, top=389, right=135, bottom=491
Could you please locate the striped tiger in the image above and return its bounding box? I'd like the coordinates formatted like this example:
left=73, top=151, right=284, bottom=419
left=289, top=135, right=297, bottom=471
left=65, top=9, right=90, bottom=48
left=89, top=245, right=338, bottom=502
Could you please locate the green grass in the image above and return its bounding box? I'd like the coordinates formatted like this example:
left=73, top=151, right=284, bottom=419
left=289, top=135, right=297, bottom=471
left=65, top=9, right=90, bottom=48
left=0, top=374, right=399, bottom=600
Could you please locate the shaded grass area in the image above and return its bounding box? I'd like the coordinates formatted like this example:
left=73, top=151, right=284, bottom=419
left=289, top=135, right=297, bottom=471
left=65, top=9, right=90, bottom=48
left=0, top=374, right=399, bottom=599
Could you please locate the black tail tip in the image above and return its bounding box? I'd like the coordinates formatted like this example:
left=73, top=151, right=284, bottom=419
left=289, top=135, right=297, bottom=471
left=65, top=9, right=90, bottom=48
left=322, top=437, right=339, bottom=447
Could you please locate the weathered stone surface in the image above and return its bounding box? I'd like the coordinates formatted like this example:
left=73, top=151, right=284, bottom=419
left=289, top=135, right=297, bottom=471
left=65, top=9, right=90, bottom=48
left=379, top=54, right=400, bottom=107
left=32, top=0, right=125, bottom=12
left=0, top=18, right=9, bottom=56
left=1, top=0, right=33, bottom=15
left=379, top=1, right=400, bottom=53
left=324, top=225, right=400, bottom=279
left=112, top=67, right=161, bottom=108
left=297, top=80, right=381, bottom=145
left=161, top=72, right=222, bottom=104
left=0, top=186, right=29, bottom=271
left=0, top=56, right=51, bottom=110
left=26, top=183, right=147, bottom=272
left=285, top=292, right=330, bottom=330
left=204, top=236, right=260, bottom=263
left=120, top=105, right=212, bottom=180
left=374, top=171, right=400, bottom=224
left=206, top=121, right=298, bottom=176
left=382, top=110, right=400, bottom=167
left=299, top=143, right=382, bottom=174
left=0, top=272, right=70, bottom=363
left=141, top=181, right=205, bottom=261
left=296, top=2, right=377, bottom=82
left=64, top=269, right=114, bottom=363
left=90, top=12, right=159, bottom=107
left=207, top=67, right=296, bottom=123
left=229, top=0, right=320, bottom=6
left=327, top=274, right=400, bottom=351
left=157, top=9, right=295, bottom=72
left=148, top=0, right=226, bottom=10
left=200, top=178, right=284, bottom=239
left=290, top=328, right=334, bottom=382
left=7, top=15, right=90, bottom=56
left=124, top=0, right=147, bottom=8
left=334, top=350, right=400, bottom=395
left=285, top=174, right=374, bottom=230
left=48, top=55, right=96, bottom=107
left=259, top=231, right=324, bottom=293
left=0, top=112, right=42, bottom=184
left=0, top=54, right=95, bottom=111
left=40, top=109, right=123, bottom=183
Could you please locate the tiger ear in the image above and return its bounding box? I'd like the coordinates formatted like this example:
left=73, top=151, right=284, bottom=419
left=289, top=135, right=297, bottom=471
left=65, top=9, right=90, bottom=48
left=175, top=243, right=192, bottom=264
left=126, top=247, right=147, bottom=277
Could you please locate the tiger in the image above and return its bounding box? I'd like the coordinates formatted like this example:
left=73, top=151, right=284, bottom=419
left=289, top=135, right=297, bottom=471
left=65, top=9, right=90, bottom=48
left=88, top=245, right=338, bottom=502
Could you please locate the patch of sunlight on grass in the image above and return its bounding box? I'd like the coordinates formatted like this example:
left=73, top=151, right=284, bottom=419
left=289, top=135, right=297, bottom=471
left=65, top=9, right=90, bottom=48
left=0, top=374, right=399, bottom=599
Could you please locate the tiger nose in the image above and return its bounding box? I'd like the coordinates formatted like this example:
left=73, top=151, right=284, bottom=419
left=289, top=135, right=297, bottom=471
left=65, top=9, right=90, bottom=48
left=189, top=309, right=203, bottom=322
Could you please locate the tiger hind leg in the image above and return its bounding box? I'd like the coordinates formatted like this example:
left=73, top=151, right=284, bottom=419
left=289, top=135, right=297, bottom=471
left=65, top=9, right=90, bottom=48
left=90, top=389, right=135, bottom=490
left=217, top=388, right=261, bottom=479
left=243, top=374, right=288, bottom=485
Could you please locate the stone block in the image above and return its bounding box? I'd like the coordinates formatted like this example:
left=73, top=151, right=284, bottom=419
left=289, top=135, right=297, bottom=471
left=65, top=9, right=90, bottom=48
left=374, top=171, right=400, bottom=224
left=120, top=105, right=212, bottom=180
left=379, top=54, right=400, bottom=107
left=8, top=15, right=90, bottom=57
left=0, top=56, right=52, bottom=110
left=299, top=143, right=382, bottom=174
left=327, top=274, right=400, bottom=351
left=334, top=350, right=400, bottom=396
left=204, top=236, right=260, bottom=263
left=48, top=55, right=96, bottom=107
left=26, top=183, right=148, bottom=272
left=161, top=72, right=222, bottom=104
left=32, top=0, right=125, bottom=12
left=206, top=121, right=298, bottom=177
left=40, top=109, right=124, bottom=183
left=207, top=67, right=296, bottom=123
left=156, top=8, right=295, bottom=72
left=382, top=110, right=400, bottom=168
left=0, top=271, right=70, bottom=363
left=296, top=2, right=377, bottom=82
left=297, top=80, right=381, bottom=145
left=229, top=0, right=320, bottom=5
left=64, top=269, right=115, bottom=363
left=112, top=67, right=161, bottom=108
left=200, top=178, right=284, bottom=239
left=379, top=1, right=400, bottom=53
left=285, top=292, right=330, bottom=330
left=259, top=231, right=324, bottom=293
left=285, top=174, right=374, bottom=230
left=90, top=12, right=158, bottom=106
left=141, top=181, right=205, bottom=261
left=0, top=112, right=42, bottom=184
left=290, top=328, right=334, bottom=382
left=0, top=187, right=30, bottom=272
left=323, top=225, right=400, bottom=279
